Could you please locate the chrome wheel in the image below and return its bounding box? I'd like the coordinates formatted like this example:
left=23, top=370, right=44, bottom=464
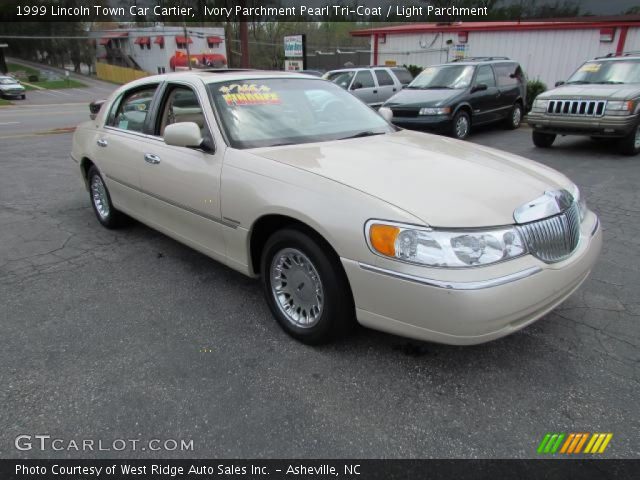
left=455, top=115, right=469, bottom=138
left=91, top=174, right=110, bottom=220
left=512, top=106, right=522, bottom=127
left=270, top=248, right=324, bottom=328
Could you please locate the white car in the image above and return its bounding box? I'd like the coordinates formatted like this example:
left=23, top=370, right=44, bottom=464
left=71, top=71, right=602, bottom=345
left=0, top=75, right=26, bottom=99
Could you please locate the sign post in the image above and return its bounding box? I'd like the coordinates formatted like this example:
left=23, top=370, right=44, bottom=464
left=284, top=34, right=306, bottom=71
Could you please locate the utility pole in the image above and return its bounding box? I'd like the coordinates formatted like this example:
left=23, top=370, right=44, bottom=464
left=239, top=0, right=249, bottom=68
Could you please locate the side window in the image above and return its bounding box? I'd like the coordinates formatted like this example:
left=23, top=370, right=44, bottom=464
left=111, top=85, right=158, bottom=132
left=157, top=85, right=209, bottom=141
left=353, top=70, right=375, bottom=89
left=475, top=65, right=496, bottom=88
left=106, top=93, right=123, bottom=126
left=494, top=63, right=521, bottom=87
left=375, top=69, right=394, bottom=86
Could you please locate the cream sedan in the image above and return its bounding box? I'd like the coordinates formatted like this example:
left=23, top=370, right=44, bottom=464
left=71, top=71, right=602, bottom=345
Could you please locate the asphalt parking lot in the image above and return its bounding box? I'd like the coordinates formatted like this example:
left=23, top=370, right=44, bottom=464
left=0, top=98, right=638, bottom=458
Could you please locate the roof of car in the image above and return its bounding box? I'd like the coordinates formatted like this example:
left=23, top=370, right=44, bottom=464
left=592, top=53, right=640, bottom=61
left=120, top=69, right=321, bottom=90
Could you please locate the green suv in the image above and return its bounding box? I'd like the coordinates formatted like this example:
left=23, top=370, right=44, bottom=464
left=528, top=53, right=640, bottom=155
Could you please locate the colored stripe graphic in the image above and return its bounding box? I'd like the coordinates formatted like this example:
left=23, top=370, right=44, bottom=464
left=539, top=433, right=613, bottom=454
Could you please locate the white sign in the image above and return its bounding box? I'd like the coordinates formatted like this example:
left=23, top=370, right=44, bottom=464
left=284, top=35, right=303, bottom=58
left=284, top=59, right=303, bottom=71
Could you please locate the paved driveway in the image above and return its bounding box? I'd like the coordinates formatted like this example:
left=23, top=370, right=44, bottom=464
left=0, top=120, right=638, bottom=458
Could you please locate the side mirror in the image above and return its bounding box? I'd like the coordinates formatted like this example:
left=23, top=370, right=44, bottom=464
left=164, top=122, right=203, bottom=148
left=378, top=107, right=393, bottom=122
left=555, top=80, right=565, bottom=87
left=472, top=83, right=488, bottom=93
left=351, top=82, right=363, bottom=90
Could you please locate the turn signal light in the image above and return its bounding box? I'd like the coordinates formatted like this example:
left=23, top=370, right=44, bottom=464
left=369, top=224, right=399, bottom=256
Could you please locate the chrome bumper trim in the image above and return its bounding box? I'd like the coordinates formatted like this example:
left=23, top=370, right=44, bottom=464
left=358, top=263, right=542, bottom=291
left=591, top=216, right=600, bottom=237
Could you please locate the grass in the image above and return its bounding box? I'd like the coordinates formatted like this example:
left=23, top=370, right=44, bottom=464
left=7, top=62, right=39, bottom=77
left=7, top=62, right=86, bottom=90
left=22, top=79, right=86, bottom=90
left=0, top=98, right=13, bottom=106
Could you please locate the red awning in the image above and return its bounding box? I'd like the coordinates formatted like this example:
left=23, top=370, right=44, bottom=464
left=207, top=36, right=223, bottom=44
left=175, top=36, right=193, bottom=45
left=134, top=36, right=151, bottom=45
left=154, top=36, right=164, bottom=45
left=98, top=31, right=129, bottom=45
left=98, top=38, right=111, bottom=46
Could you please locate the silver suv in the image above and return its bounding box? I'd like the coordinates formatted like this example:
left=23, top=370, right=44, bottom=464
left=527, top=53, right=640, bottom=155
left=323, top=66, right=413, bottom=108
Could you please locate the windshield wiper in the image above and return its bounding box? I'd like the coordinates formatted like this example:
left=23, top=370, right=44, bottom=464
left=595, top=81, right=624, bottom=84
left=424, top=85, right=453, bottom=89
left=339, top=131, right=386, bottom=140
left=565, top=80, right=591, bottom=84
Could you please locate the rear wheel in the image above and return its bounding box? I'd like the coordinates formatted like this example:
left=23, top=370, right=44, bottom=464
left=20, top=94, right=26, bottom=100
left=617, top=122, right=640, bottom=156
left=450, top=110, right=471, bottom=140
left=87, top=166, right=125, bottom=229
left=532, top=131, right=556, bottom=148
left=260, top=228, right=355, bottom=344
left=505, top=102, right=523, bottom=129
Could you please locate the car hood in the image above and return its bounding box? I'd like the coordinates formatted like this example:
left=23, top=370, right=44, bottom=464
left=383, top=88, right=462, bottom=107
left=539, top=83, right=640, bottom=100
left=251, top=130, right=573, bottom=228
left=0, top=83, right=24, bottom=90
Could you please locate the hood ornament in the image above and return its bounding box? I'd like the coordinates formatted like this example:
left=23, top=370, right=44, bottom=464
left=514, top=189, right=574, bottom=224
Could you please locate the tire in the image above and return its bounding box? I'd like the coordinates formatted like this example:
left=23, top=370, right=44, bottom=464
left=450, top=110, right=471, bottom=140
left=617, top=122, right=640, bottom=156
left=260, top=228, right=355, bottom=345
left=87, top=165, right=125, bottom=228
left=532, top=131, right=556, bottom=148
left=505, top=102, right=523, bottom=130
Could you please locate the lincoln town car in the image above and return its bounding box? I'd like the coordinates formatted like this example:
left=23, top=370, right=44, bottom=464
left=71, top=71, right=602, bottom=345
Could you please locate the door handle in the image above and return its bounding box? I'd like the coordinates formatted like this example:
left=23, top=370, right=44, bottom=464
left=144, top=153, right=161, bottom=165
left=373, top=89, right=378, bottom=94
left=97, top=139, right=108, bottom=147
left=393, top=88, right=397, bottom=92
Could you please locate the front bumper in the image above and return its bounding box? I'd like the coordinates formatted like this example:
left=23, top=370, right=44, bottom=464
left=0, top=89, right=26, bottom=98
left=527, top=112, right=638, bottom=137
left=391, top=114, right=452, bottom=131
left=341, top=211, right=602, bottom=345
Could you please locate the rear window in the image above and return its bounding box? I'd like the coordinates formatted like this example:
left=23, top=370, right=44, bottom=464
left=493, top=63, right=523, bottom=87
left=391, top=68, right=413, bottom=85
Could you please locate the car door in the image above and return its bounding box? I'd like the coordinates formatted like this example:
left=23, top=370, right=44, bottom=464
left=138, top=81, right=227, bottom=261
left=374, top=69, right=398, bottom=103
left=349, top=70, right=379, bottom=106
left=469, top=65, right=501, bottom=124
left=94, top=83, right=160, bottom=218
left=494, top=62, right=522, bottom=116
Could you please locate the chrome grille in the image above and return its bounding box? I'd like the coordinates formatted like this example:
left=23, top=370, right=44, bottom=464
left=517, top=203, right=581, bottom=263
left=546, top=99, right=606, bottom=117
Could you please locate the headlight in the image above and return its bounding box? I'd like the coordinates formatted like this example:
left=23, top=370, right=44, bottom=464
left=366, top=221, right=526, bottom=268
left=532, top=98, right=548, bottom=112
left=605, top=100, right=634, bottom=116
left=419, top=107, right=451, bottom=116
left=570, top=185, right=588, bottom=222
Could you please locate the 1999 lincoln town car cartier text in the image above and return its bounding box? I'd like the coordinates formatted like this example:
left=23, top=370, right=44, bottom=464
left=71, top=71, right=602, bottom=345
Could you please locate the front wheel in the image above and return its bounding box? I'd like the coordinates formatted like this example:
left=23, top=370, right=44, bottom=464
left=87, top=166, right=125, bottom=228
left=260, top=228, right=355, bottom=344
left=618, top=122, right=640, bottom=156
left=532, top=131, right=556, bottom=148
left=450, top=110, right=471, bottom=140
left=505, top=102, right=523, bottom=129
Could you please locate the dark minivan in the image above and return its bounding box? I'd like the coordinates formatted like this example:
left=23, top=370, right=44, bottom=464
left=381, top=58, right=526, bottom=139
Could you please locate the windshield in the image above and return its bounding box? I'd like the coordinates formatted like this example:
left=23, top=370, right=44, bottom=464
left=0, top=77, right=18, bottom=85
left=567, top=59, right=640, bottom=84
left=408, top=65, right=475, bottom=89
left=208, top=78, right=393, bottom=149
left=324, top=71, right=355, bottom=90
